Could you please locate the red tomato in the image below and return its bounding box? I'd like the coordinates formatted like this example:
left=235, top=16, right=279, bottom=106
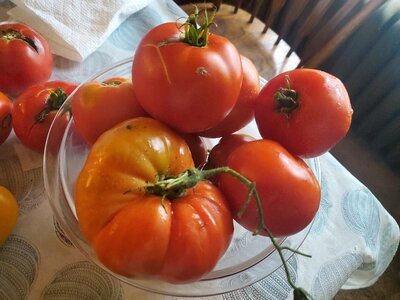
left=71, top=77, right=147, bottom=144
left=179, top=132, right=208, bottom=168
left=75, top=117, right=233, bottom=283
left=0, top=23, right=53, bottom=97
left=132, top=21, right=243, bottom=133
left=0, top=92, right=12, bottom=145
left=255, top=69, right=353, bottom=158
left=12, top=81, right=77, bottom=153
left=207, top=133, right=256, bottom=169
left=200, top=55, right=260, bottom=138
left=219, top=140, right=320, bottom=237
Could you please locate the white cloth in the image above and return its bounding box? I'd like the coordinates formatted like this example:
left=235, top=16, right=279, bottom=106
left=7, top=0, right=151, bottom=61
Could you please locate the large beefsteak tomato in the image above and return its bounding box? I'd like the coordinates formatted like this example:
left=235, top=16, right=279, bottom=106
left=75, top=117, right=234, bottom=283
left=132, top=15, right=243, bottom=133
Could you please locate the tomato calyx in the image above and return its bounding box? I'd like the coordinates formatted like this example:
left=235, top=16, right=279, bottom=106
left=181, top=5, right=216, bottom=47
left=35, top=88, right=68, bottom=123
left=0, top=28, right=38, bottom=53
left=274, top=75, right=299, bottom=117
left=141, top=166, right=312, bottom=299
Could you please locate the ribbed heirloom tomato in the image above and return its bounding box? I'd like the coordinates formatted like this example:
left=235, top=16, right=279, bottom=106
left=132, top=12, right=243, bottom=133
left=75, top=117, right=234, bottom=283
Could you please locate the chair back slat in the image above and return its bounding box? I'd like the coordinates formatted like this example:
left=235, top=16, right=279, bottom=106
left=302, top=0, right=385, bottom=68
left=262, top=0, right=287, bottom=34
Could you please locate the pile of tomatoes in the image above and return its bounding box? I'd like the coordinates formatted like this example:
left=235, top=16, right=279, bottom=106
left=71, top=9, right=353, bottom=297
left=0, top=8, right=353, bottom=298
left=0, top=23, right=78, bottom=153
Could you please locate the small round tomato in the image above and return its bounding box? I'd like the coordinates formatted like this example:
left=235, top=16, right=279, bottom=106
left=179, top=132, right=208, bottom=168
left=72, top=77, right=147, bottom=144
left=207, top=133, right=256, bottom=169
left=132, top=19, right=243, bottom=133
left=0, top=185, right=19, bottom=246
left=0, top=23, right=53, bottom=97
left=219, top=139, right=320, bottom=237
left=0, top=91, right=12, bottom=145
left=75, top=117, right=233, bottom=283
left=255, top=69, right=353, bottom=158
left=200, top=55, right=260, bottom=138
left=12, top=81, right=77, bottom=153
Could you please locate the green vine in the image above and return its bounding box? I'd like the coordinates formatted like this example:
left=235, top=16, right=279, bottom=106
left=140, top=167, right=312, bottom=299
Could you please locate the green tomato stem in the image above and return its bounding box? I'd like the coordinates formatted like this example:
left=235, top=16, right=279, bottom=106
left=142, top=166, right=312, bottom=299
left=35, top=88, right=68, bottom=123
left=181, top=4, right=216, bottom=47
left=274, top=75, right=299, bottom=117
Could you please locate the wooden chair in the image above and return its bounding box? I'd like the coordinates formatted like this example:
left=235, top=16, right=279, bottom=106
left=179, top=0, right=385, bottom=76
left=180, top=1, right=300, bottom=80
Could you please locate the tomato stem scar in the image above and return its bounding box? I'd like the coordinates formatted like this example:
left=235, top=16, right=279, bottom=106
left=274, top=75, right=299, bottom=117
left=0, top=28, right=38, bottom=52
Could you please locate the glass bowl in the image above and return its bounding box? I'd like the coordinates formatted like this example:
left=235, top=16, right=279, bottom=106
left=43, top=58, right=321, bottom=297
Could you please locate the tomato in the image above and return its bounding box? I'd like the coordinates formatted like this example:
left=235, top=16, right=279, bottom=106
left=179, top=132, right=208, bottom=168
left=200, top=55, right=260, bottom=138
left=0, top=91, right=12, bottom=145
left=207, top=133, right=256, bottom=169
left=0, top=23, right=53, bottom=97
left=132, top=20, right=243, bottom=133
left=75, top=117, right=233, bottom=283
left=219, top=139, right=320, bottom=237
left=71, top=77, right=147, bottom=144
left=0, top=185, right=19, bottom=246
left=12, top=81, right=77, bottom=153
left=255, top=69, right=353, bottom=158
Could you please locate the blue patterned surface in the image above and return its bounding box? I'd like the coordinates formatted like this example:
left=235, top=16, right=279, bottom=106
left=342, top=189, right=380, bottom=250
left=309, top=170, right=332, bottom=235
left=223, top=256, right=297, bottom=300
left=311, top=252, right=363, bottom=300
